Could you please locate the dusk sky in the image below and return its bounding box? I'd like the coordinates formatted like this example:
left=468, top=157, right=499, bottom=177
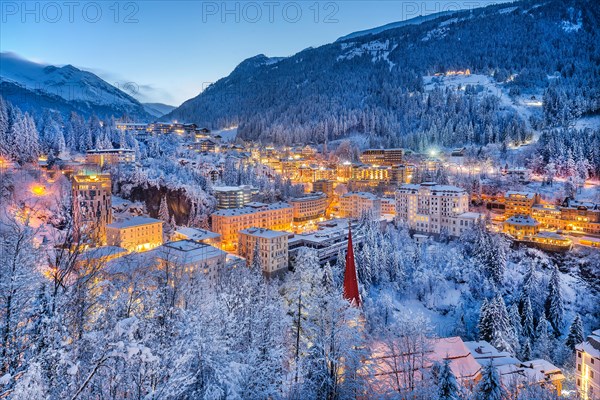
left=2, top=1, right=504, bottom=105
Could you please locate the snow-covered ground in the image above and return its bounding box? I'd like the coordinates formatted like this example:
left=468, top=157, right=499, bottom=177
left=212, top=127, right=238, bottom=143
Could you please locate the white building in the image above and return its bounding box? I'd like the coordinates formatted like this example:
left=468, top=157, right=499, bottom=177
left=576, top=329, right=600, bottom=400
left=106, top=216, right=163, bottom=252
left=339, top=192, right=381, bottom=219
left=395, top=182, right=479, bottom=236
left=213, top=185, right=254, bottom=209
left=238, top=228, right=289, bottom=277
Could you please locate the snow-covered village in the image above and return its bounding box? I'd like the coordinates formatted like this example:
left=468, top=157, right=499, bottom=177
left=1, top=1, right=600, bottom=399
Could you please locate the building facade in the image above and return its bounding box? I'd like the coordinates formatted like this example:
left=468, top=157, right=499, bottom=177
left=213, top=185, right=254, bottom=209
left=395, top=183, right=471, bottom=235
left=576, top=329, right=600, bottom=400
left=360, top=148, right=403, bottom=166
left=339, top=192, right=382, bottom=220
left=211, top=202, right=293, bottom=251
left=503, top=215, right=540, bottom=239
left=290, top=192, right=327, bottom=222
left=504, top=191, right=539, bottom=218
left=106, top=217, right=163, bottom=252
left=238, top=228, right=289, bottom=277
left=72, top=171, right=112, bottom=244
left=86, top=148, right=135, bottom=167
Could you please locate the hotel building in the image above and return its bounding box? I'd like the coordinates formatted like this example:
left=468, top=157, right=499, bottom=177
left=154, top=240, right=227, bottom=284
left=213, top=185, right=254, bottom=209
left=72, top=171, right=112, bottom=244
left=339, top=192, right=382, bottom=220
left=504, top=191, right=539, bottom=218
left=360, top=148, right=403, bottom=166
left=238, top=228, right=289, bottom=277
left=576, top=329, right=600, bottom=400
left=174, top=227, right=221, bottom=247
left=503, top=215, right=540, bottom=239
left=106, top=217, right=163, bottom=252
left=86, top=148, right=135, bottom=168
left=290, top=192, right=327, bottom=222
left=395, top=183, right=478, bottom=236
left=211, top=202, right=293, bottom=251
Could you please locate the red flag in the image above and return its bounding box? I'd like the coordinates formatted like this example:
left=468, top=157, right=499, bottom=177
left=343, top=224, right=360, bottom=306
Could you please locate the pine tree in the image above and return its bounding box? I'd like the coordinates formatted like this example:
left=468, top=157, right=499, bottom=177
left=475, top=362, right=505, bottom=400
left=478, top=299, right=493, bottom=342
left=545, top=265, right=564, bottom=337
left=490, top=294, right=517, bottom=354
left=533, top=314, right=551, bottom=360
left=437, top=358, right=460, bottom=400
left=0, top=96, right=10, bottom=156
left=251, top=240, right=262, bottom=271
left=158, top=195, right=170, bottom=222
left=565, top=314, right=584, bottom=350
left=521, top=293, right=535, bottom=340
left=521, top=338, right=532, bottom=361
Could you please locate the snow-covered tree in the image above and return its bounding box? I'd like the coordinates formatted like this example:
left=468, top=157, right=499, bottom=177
left=545, top=265, right=564, bottom=337
left=565, top=314, right=584, bottom=350
left=474, top=362, right=505, bottom=400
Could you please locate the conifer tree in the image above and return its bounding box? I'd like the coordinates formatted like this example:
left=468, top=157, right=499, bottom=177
left=475, top=362, right=505, bottom=400
left=565, top=314, right=584, bottom=350
left=436, top=359, right=460, bottom=400
left=545, top=265, right=564, bottom=337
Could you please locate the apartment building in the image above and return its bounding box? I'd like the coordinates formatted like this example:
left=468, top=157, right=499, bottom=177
left=153, top=240, right=227, bottom=284
left=339, top=192, right=382, bottom=219
left=390, top=164, right=417, bottom=185
left=213, top=185, right=254, bottom=209
left=313, top=179, right=335, bottom=198
left=504, top=191, right=539, bottom=218
left=86, top=148, right=135, bottom=167
left=238, top=228, right=289, bottom=277
left=395, top=183, right=475, bottom=236
left=211, top=202, right=293, bottom=251
left=72, top=171, right=112, bottom=244
left=106, top=217, right=163, bottom=252
left=290, top=192, right=327, bottom=222
left=503, top=215, right=540, bottom=239
left=360, top=148, right=403, bottom=166
left=174, top=227, right=221, bottom=247
left=532, top=200, right=600, bottom=235
left=576, top=329, right=600, bottom=400
left=381, top=198, right=397, bottom=216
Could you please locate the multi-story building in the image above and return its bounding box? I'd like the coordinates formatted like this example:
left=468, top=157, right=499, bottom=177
left=288, top=219, right=363, bottom=267
left=504, top=191, right=539, bottom=218
left=313, top=179, right=335, bottom=198
left=211, top=202, right=293, bottom=251
left=532, top=204, right=562, bottom=229
left=213, top=185, right=254, bottom=209
left=339, top=192, right=381, bottom=220
left=381, top=198, right=397, bottom=216
left=106, top=217, right=163, bottom=252
left=560, top=199, right=600, bottom=234
left=360, top=148, right=403, bottom=166
left=390, top=164, right=417, bottom=185
left=72, top=171, right=112, bottom=244
left=576, top=329, right=600, bottom=400
left=503, top=215, right=540, bottom=239
left=290, top=192, right=327, bottom=222
left=86, top=148, right=136, bottom=167
left=153, top=240, right=227, bottom=284
left=395, top=183, right=475, bottom=236
left=503, top=167, right=532, bottom=183
left=238, top=228, right=289, bottom=277
left=174, top=227, right=221, bottom=247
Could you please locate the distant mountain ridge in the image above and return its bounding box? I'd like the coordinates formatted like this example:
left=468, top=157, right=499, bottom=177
left=0, top=52, right=152, bottom=120
left=164, top=0, right=599, bottom=148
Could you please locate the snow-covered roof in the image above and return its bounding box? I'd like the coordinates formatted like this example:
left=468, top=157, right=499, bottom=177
left=152, top=240, right=226, bottom=265
left=290, top=192, right=327, bottom=202
left=505, top=191, right=536, bottom=199
left=213, top=185, right=252, bottom=192
left=175, top=227, right=220, bottom=241
left=342, top=192, right=379, bottom=200
left=80, top=246, right=128, bottom=261
left=576, top=329, right=600, bottom=358
left=464, top=341, right=520, bottom=366
left=397, top=183, right=466, bottom=194
left=458, top=212, right=481, bottom=219
left=240, top=227, right=289, bottom=239
left=107, top=216, right=163, bottom=229
left=212, top=202, right=292, bottom=217
left=504, top=215, right=539, bottom=227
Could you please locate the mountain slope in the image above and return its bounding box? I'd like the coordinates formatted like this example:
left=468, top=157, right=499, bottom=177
left=165, top=0, right=599, bottom=148
left=143, top=102, right=176, bottom=118
left=0, top=52, right=152, bottom=120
